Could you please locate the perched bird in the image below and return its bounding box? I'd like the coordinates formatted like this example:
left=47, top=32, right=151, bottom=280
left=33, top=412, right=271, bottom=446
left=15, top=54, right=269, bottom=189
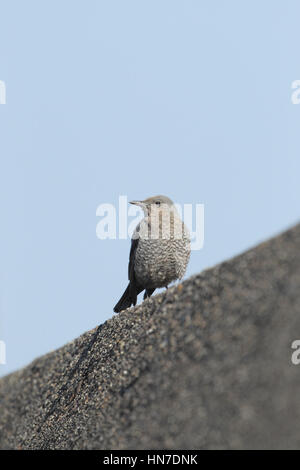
left=114, top=195, right=191, bottom=313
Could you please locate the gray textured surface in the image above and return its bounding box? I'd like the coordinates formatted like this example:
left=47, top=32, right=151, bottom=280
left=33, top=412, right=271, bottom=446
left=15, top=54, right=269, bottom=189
left=0, top=223, right=300, bottom=449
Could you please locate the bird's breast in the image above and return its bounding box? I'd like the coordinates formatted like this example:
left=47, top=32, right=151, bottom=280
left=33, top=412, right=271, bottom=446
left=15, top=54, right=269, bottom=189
left=134, top=237, right=190, bottom=289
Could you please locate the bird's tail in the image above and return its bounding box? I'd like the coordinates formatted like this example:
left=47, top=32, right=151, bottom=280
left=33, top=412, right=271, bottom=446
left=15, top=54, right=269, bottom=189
left=113, top=283, right=135, bottom=313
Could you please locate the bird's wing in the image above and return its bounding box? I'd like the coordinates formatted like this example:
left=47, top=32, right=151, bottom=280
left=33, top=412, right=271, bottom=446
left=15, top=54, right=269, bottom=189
left=128, top=223, right=140, bottom=281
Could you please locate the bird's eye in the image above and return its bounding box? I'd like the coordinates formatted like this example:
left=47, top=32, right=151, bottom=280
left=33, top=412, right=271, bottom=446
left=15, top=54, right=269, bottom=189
left=155, top=201, right=161, bottom=206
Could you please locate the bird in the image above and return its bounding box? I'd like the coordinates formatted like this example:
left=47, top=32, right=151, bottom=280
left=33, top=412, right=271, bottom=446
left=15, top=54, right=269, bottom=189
left=114, top=195, right=191, bottom=313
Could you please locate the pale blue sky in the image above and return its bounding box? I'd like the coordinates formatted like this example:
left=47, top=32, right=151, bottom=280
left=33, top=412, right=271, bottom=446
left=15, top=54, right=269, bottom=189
left=1, top=0, right=299, bottom=376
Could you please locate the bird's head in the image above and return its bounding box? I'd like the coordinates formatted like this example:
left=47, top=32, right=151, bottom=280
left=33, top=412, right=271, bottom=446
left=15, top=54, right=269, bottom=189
left=129, top=195, right=174, bottom=215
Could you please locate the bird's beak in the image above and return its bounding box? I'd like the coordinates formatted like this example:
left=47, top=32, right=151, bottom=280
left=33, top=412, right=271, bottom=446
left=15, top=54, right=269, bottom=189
left=130, top=200, right=147, bottom=213
left=130, top=200, right=142, bottom=206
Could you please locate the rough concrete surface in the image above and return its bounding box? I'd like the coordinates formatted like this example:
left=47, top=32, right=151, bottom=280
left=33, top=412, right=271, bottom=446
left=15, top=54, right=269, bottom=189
left=0, top=223, right=300, bottom=449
